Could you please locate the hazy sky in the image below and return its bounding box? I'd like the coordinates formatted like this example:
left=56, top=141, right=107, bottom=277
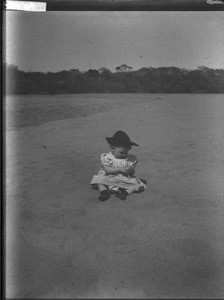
left=5, top=11, right=224, bottom=72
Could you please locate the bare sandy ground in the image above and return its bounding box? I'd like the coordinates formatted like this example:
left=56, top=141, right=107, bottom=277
left=6, top=94, right=224, bottom=298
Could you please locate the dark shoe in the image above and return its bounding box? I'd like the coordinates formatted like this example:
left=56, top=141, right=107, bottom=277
left=139, top=186, right=145, bottom=192
left=115, top=189, right=128, bottom=200
left=135, top=186, right=145, bottom=193
left=98, top=190, right=110, bottom=202
left=139, top=178, right=147, bottom=185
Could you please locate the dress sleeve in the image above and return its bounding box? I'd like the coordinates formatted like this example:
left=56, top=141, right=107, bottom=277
left=100, top=153, right=114, bottom=168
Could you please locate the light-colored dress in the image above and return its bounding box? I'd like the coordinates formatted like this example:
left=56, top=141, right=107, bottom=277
left=90, top=152, right=146, bottom=192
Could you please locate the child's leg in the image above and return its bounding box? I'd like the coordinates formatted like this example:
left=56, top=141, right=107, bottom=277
left=115, top=188, right=134, bottom=200
left=115, top=187, right=140, bottom=200
left=125, top=188, right=136, bottom=195
left=98, top=184, right=108, bottom=192
left=134, top=186, right=145, bottom=193
left=97, top=184, right=110, bottom=201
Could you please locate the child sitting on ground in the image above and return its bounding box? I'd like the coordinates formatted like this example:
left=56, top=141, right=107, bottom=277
left=90, top=130, right=146, bottom=201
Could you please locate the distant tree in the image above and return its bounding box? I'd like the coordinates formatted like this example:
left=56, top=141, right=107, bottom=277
left=69, top=69, right=81, bottom=76
left=4, top=64, right=224, bottom=94
left=135, top=67, right=152, bottom=76
left=99, top=67, right=111, bottom=75
left=99, top=67, right=112, bottom=82
left=86, top=69, right=100, bottom=78
left=55, top=70, right=70, bottom=80
left=116, top=64, right=133, bottom=72
left=198, top=66, right=210, bottom=72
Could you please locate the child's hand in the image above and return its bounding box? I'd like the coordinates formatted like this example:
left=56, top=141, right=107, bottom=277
left=128, top=169, right=135, bottom=176
left=119, top=168, right=130, bottom=176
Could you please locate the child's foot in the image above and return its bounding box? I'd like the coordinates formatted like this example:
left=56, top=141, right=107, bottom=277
left=140, top=179, right=147, bottom=185
left=139, top=186, right=145, bottom=192
left=115, top=189, right=128, bottom=200
left=98, top=190, right=110, bottom=202
left=135, top=186, right=145, bottom=193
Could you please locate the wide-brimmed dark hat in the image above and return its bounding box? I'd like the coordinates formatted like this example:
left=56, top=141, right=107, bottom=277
left=105, top=130, right=139, bottom=147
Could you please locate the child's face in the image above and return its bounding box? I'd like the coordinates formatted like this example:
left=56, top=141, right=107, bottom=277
left=111, top=146, right=130, bottom=159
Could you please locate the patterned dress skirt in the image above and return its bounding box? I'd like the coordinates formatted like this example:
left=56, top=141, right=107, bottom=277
left=90, top=152, right=146, bottom=192
left=90, top=170, right=146, bottom=192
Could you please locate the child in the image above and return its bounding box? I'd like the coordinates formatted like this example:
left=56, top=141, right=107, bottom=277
left=90, top=130, right=146, bottom=201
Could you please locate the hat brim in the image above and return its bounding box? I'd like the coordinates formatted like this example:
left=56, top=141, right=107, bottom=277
left=106, top=137, right=139, bottom=147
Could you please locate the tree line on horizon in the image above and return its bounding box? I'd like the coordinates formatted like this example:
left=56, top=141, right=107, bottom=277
left=4, top=64, right=224, bottom=94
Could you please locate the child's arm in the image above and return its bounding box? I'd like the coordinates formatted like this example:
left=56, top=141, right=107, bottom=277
left=128, top=168, right=135, bottom=176
left=103, top=165, right=129, bottom=176
left=128, top=155, right=138, bottom=176
left=101, top=153, right=129, bottom=176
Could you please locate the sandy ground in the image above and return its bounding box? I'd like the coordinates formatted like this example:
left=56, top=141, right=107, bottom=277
left=5, top=94, right=224, bottom=298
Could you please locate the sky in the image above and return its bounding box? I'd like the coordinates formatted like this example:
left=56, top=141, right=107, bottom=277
left=5, top=11, right=224, bottom=72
